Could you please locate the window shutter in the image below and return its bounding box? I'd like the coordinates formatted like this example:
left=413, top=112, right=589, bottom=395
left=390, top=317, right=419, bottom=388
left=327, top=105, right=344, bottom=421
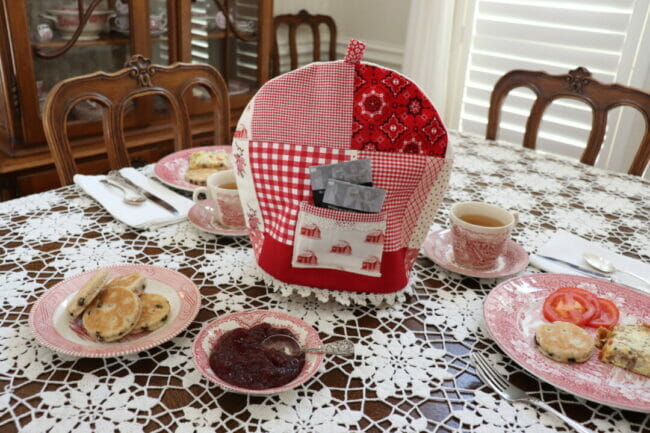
left=459, top=0, right=648, bottom=164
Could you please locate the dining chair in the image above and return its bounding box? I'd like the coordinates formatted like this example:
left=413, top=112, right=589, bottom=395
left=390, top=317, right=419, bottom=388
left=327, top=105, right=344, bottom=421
left=43, top=54, right=230, bottom=186
left=486, top=67, right=650, bottom=175
left=272, top=9, right=337, bottom=77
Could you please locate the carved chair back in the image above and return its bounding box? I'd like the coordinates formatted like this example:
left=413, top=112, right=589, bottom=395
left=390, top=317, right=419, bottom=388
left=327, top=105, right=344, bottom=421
left=43, top=55, right=230, bottom=185
left=272, top=9, right=337, bottom=76
left=486, top=67, right=650, bottom=175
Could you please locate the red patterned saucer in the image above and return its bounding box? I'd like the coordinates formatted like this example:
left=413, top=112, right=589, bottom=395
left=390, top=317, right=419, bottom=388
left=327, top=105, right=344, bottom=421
left=423, top=229, right=529, bottom=278
left=29, top=264, right=200, bottom=358
left=188, top=199, right=248, bottom=236
left=154, top=145, right=232, bottom=192
left=192, top=310, right=324, bottom=395
left=484, top=273, right=650, bottom=412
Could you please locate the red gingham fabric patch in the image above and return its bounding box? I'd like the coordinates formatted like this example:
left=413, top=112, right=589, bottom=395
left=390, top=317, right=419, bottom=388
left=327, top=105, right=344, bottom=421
left=344, top=39, right=366, bottom=64
left=352, top=63, right=448, bottom=157
left=358, top=151, right=432, bottom=251
left=251, top=62, right=354, bottom=149
left=249, top=141, right=349, bottom=245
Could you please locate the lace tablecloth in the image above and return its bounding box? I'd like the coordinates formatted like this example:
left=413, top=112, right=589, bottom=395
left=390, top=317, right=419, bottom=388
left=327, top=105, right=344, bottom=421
left=1, top=131, right=649, bottom=433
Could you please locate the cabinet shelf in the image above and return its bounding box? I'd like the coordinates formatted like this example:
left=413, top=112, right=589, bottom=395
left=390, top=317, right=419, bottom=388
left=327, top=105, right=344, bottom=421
left=32, top=30, right=232, bottom=50
left=32, top=34, right=130, bottom=49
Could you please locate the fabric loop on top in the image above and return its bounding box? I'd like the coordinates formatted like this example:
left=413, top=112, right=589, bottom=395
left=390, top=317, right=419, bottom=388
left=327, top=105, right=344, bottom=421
left=344, top=39, right=366, bottom=64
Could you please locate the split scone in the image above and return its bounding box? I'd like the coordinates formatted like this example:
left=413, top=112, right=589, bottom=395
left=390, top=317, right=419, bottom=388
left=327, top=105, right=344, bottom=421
left=598, top=324, right=650, bottom=377
left=129, top=293, right=170, bottom=334
left=67, top=269, right=110, bottom=318
left=104, top=272, right=146, bottom=295
left=535, top=321, right=594, bottom=363
left=82, top=287, right=142, bottom=342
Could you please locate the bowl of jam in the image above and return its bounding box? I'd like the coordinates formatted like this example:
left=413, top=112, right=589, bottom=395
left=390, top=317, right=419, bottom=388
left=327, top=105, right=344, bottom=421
left=192, top=310, right=324, bottom=395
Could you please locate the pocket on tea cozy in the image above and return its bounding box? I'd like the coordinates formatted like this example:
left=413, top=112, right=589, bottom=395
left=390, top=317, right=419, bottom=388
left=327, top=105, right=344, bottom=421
left=291, top=202, right=387, bottom=277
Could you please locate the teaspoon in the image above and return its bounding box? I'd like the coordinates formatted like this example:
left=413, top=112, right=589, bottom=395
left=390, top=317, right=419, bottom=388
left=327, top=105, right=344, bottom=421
left=261, top=335, right=355, bottom=357
left=582, top=252, right=650, bottom=287
left=100, top=178, right=146, bottom=205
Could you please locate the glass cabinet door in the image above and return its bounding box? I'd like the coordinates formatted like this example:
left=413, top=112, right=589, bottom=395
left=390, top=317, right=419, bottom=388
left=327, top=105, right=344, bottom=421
left=29, top=1, right=131, bottom=120
left=185, top=0, right=263, bottom=113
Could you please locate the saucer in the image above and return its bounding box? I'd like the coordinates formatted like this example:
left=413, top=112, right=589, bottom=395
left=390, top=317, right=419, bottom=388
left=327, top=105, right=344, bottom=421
left=188, top=199, right=247, bottom=236
left=422, top=229, right=529, bottom=278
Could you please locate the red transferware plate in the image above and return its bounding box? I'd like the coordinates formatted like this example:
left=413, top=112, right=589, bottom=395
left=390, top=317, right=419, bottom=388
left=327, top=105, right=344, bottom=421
left=483, top=273, right=650, bottom=412
left=154, top=145, right=232, bottom=192
left=29, top=264, right=200, bottom=358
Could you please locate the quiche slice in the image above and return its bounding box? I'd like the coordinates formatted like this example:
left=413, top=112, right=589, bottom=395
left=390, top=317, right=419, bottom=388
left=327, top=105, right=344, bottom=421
left=188, top=151, right=230, bottom=170
left=597, top=324, right=650, bottom=377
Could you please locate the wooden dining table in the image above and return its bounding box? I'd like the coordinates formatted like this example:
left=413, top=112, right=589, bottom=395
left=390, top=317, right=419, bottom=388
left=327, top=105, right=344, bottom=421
left=0, top=130, right=648, bottom=433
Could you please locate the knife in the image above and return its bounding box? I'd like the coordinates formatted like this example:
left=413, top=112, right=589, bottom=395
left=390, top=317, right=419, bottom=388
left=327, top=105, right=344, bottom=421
left=108, top=171, right=179, bottom=215
left=535, top=255, right=611, bottom=279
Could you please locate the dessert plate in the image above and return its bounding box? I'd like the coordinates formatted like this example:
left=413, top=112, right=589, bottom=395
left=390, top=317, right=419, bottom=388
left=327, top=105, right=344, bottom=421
left=154, top=145, right=232, bottom=192
left=484, top=273, right=650, bottom=412
left=187, top=199, right=247, bottom=236
left=192, top=310, right=324, bottom=395
left=29, top=264, right=200, bottom=358
left=423, top=229, right=529, bottom=278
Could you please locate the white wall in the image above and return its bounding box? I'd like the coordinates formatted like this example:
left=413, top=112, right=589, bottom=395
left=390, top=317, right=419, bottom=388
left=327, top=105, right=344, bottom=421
left=273, top=0, right=410, bottom=71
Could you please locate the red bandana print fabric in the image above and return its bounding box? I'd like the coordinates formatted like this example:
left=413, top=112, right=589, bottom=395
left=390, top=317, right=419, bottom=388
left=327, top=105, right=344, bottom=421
left=352, top=63, right=448, bottom=157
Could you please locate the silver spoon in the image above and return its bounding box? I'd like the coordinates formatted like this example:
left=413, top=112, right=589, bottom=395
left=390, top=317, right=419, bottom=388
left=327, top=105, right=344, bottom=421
left=583, top=252, right=650, bottom=286
left=261, top=335, right=355, bottom=357
left=100, top=178, right=146, bottom=205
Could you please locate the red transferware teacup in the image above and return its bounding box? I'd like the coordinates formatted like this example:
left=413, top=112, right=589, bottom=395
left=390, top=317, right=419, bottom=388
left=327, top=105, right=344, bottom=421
left=192, top=170, right=245, bottom=229
left=450, top=201, right=517, bottom=269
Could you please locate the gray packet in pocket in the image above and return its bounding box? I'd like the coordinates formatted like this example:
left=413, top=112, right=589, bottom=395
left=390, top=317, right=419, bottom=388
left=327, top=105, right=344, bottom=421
left=322, top=179, right=386, bottom=214
left=309, top=159, right=373, bottom=206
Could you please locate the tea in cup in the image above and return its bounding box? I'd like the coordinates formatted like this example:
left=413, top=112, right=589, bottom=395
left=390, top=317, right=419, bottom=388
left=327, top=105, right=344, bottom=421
left=449, top=201, right=517, bottom=269
left=192, top=170, right=245, bottom=229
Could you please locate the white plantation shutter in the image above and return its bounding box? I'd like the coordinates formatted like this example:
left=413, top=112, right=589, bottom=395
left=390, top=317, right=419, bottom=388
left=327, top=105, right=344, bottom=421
left=459, top=0, right=650, bottom=168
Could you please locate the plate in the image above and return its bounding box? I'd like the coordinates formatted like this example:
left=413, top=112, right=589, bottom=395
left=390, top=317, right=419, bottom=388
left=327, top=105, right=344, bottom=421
left=29, top=264, right=200, bottom=358
left=484, top=273, right=650, bottom=412
left=192, top=310, right=324, bottom=395
left=188, top=199, right=248, bottom=236
left=154, top=145, right=232, bottom=192
left=423, top=229, right=529, bottom=278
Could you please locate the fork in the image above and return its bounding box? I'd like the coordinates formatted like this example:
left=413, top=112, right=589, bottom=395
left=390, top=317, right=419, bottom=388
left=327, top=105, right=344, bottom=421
left=471, top=352, right=593, bottom=433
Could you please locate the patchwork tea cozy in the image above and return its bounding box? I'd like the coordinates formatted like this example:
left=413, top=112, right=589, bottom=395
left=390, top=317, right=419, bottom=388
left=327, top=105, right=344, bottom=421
left=232, top=40, right=453, bottom=303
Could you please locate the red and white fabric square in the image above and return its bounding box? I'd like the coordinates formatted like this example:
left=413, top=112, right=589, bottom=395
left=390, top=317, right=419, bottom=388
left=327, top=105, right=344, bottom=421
left=248, top=141, right=349, bottom=245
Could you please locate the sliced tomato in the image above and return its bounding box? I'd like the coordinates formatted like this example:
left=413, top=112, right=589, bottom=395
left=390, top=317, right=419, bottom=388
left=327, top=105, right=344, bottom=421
left=555, top=287, right=601, bottom=319
left=542, top=290, right=598, bottom=326
left=587, top=298, right=620, bottom=328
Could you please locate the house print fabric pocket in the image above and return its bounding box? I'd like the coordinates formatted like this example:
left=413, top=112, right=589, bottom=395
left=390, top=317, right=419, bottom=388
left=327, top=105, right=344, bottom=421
left=292, top=202, right=387, bottom=277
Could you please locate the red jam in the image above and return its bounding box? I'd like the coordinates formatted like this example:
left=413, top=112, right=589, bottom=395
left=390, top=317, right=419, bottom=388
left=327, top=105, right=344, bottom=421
left=209, top=323, right=306, bottom=389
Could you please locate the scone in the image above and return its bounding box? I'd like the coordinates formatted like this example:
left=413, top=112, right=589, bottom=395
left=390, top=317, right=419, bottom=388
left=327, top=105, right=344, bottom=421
left=535, top=321, right=594, bottom=363
left=129, top=293, right=170, bottom=333
left=104, top=273, right=146, bottom=295
left=67, top=269, right=110, bottom=319
left=184, top=168, right=219, bottom=186
left=82, top=287, right=142, bottom=342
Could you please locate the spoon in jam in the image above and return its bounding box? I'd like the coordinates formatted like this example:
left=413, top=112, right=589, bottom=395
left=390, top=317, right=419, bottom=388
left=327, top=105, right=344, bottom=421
left=261, top=335, right=355, bottom=357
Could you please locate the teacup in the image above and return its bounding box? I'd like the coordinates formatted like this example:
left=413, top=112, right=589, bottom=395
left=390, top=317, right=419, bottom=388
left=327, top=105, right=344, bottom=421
left=449, top=201, right=517, bottom=269
left=192, top=170, right=245, bottom=229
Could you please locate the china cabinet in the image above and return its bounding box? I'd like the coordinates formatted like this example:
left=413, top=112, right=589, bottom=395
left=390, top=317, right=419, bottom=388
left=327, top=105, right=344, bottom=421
left=0, top=0, right=273, bottom=198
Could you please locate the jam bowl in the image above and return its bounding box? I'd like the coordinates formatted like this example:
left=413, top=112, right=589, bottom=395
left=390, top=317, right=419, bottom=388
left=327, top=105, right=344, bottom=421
left=192, top=310, right=324, bottom=395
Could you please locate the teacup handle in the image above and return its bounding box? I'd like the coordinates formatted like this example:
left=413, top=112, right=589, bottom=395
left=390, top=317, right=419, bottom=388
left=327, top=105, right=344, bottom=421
left=512, top=212, right=519, bottom=227
left=192, top=186, right=208, bottom=202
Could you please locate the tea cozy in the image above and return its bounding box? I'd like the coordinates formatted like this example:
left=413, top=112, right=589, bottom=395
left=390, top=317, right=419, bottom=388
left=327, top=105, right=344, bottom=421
left=232, top=40, right=453, bottom=304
